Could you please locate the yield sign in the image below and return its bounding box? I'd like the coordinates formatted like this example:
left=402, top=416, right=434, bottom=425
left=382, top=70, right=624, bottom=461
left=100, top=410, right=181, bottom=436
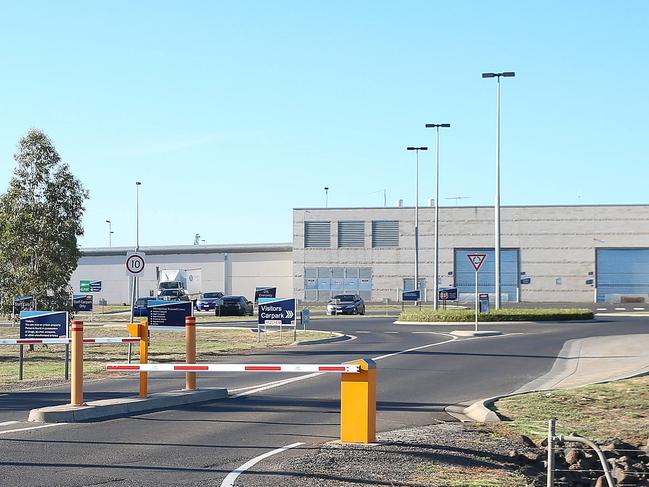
left=467, top=253, right=487, bottom=272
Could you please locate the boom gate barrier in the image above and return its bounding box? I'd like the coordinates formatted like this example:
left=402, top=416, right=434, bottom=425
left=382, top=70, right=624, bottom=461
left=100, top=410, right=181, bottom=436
left=107, top=358, right=377, bottom=443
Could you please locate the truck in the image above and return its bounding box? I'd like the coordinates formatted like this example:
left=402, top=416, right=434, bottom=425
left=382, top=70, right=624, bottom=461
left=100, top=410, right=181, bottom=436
left=157, top=268, right=203, bottom=303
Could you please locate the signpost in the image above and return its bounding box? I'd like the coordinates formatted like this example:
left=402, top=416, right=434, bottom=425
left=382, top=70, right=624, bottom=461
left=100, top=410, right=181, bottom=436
left=254, top=287, right=277, bottom=303
left=402, top=290, right=421, bottom=302
left=466, top=254, right=487, bottom=331
left=438, top=287, right=458, bottom=309
left=148, top=300, right=192, bottom=327
left=126, top=252, right=146, bottom=276
left=80, top=280, right=102, bottom=292
left=19, top=311, right=69, bottom=381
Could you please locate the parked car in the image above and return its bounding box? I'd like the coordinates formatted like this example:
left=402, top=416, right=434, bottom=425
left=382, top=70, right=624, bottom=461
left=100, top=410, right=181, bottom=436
left=133, top=297, right=157, bottom=317
left=216, top=295, right=254, bottom=316
left=196, top=292, right=224, bottom=311
left=326, top=294, right=365, bottom=315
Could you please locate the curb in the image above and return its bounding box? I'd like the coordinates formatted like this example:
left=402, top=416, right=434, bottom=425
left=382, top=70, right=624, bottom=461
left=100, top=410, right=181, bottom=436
left=394, top=319, right=599, bottom=326
left=450, top=330, right=503, bottom=337
left=297, top=332, right=352, bottom=346
left=28, top=387, right=228, bottom=423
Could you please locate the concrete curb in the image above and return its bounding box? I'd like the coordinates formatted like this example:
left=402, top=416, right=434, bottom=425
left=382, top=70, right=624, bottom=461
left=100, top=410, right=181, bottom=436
left=28, top=387, right=228, bottom=423
left=394, top=319, right=599, bottom=326
left=297, top=332, right=352, bottom=346
left=450, top=330, right=503, bottom=337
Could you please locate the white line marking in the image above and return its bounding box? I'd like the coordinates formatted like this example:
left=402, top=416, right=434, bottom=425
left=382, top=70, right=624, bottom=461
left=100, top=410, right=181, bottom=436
left=0, top=421, right=19, bottom=427
left=412, top=331, right=440, bottom=334
left=230, top=373, right=323, bottom=398
left=372, top=335, right=457, bottom=361
left=614, top=307, right=626, bottom=311
left=220, top=442, right=305, bottom=487
left=355, top=331, right=370, bottom=334
left=0, top=423, right=66, bottom=435
left=384, top=331, right=398, bottom=334
left=633, top=307, right=645, bottom=310
left=596, top=308, right=607, bottom=311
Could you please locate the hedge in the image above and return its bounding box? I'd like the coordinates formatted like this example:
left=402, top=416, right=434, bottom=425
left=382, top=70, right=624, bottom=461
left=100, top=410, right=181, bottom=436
left=399, top=308, right=594, bottom=322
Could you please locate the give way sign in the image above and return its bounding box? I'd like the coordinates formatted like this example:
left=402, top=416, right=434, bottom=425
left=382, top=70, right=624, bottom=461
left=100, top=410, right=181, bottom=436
left=467, top=253, right=487, bottom=272
left=125, top=252, right=146, bottom=276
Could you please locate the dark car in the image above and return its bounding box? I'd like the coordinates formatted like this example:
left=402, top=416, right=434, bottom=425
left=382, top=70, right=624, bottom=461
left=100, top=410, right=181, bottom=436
left=196, top=292, right=224, bottom=311
left=133, top=297, right=157, bottom=317
left=157, top=289, right=190, bottom=301
left=216, top=295, right=254, bottom=316
left=326, top=294, right=365, bottom=315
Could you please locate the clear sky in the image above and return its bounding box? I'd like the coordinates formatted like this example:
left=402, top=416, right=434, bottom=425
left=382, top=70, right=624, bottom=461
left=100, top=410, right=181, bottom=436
left=0, top=1, right=647, bottom=248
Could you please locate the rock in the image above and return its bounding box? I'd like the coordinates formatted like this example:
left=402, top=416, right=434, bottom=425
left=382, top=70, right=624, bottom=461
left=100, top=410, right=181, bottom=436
left=519, top=434, right=538, bottom=448
left=565, top=448, right=582, bottom=465
left=594, top=476, right=607, bottom=487
left=521, top=451, right=543, bottom=463
left=613, top=465, right=639, bottom=485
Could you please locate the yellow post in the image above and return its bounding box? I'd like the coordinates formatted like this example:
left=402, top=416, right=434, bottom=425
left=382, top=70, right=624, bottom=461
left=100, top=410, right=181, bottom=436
left=340, top=358, right=376, bottom=443
left=185, top=315, right=196, bottom=390
left=70, top=320, right=84, bottom=406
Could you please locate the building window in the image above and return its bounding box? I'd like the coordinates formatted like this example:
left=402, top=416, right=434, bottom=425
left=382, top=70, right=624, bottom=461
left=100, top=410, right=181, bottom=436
left=372, top=220, right=399, bottom=247
left=338, top=221, right=365, bottom=248
left=304, top=221, right=331, bottom=248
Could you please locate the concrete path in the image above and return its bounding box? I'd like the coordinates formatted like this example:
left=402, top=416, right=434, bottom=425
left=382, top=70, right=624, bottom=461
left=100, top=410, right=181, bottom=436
left=513, top=333, right=649, bottom=393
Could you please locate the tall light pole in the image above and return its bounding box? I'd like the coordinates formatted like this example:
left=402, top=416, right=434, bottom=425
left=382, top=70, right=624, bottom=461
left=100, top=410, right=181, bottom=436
left=130, top=182, right=142, bottom=323
left=406, top=146, right=428, bottom=299
left=324, top=186, right=329, bottom=208
left=425, top=123, right=450, bottom=310
left=105, top=219, right=113, bottom=248
left=482, top=71, right=515, bottom=309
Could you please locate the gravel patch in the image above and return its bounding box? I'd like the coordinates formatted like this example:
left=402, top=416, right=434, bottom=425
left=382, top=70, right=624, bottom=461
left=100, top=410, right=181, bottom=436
left=238, top=422, right=538, bottom=486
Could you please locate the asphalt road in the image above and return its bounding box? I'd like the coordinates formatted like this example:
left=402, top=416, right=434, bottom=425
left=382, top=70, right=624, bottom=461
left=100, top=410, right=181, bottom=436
left=0, top=314, right=646, bottom=486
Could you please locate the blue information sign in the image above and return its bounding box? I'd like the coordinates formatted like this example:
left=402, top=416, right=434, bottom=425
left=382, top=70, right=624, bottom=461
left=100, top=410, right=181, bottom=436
left=20, top=311, right=68, bottom=339
left=13, top=296, right=33, bottom=314
left=148, top=300, right=192, bottom=327
left=72, top=294, right=94, bottom=312
left=258, top=298, right=296, bottom=325
left=402, top=290, right=421, bottom=302
left=254, top=287, right=277, bottom=303
left=438, top=288, right=458, bottom=301
left=520, top=277, right=531, bottom=285
left=479, top=293, right=490, bottom=313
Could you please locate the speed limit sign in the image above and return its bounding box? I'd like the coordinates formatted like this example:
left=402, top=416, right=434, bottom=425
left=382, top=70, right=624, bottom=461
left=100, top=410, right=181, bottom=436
left=125, top=252, right=146, bottom=276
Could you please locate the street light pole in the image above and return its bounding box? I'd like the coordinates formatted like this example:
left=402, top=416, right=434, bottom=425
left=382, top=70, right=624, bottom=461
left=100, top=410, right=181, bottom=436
left=105, top=220, right=113, bottom=248
left=130, top=182, right=142, bottom=324
left=482, top=71, right=515, bottom=309
left=425, top=123, right=450, bottom=310
left=324, top=186, right=329, bottom=208
left=407, top=147, right=428, bottom=300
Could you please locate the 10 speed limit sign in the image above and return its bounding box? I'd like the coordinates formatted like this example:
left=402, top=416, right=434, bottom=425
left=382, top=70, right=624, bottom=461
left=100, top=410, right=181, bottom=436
left=125, top=252, right=146, bottom=276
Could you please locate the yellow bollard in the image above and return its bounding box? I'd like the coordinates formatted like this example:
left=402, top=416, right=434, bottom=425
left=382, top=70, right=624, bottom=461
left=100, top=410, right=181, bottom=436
left=70, top=320, right=84, bottom=406
left=340, top=358, right=376, bottom=443
left=127, top=321, right=149, bottom=397
left=185, top=315, right=197, bottom=390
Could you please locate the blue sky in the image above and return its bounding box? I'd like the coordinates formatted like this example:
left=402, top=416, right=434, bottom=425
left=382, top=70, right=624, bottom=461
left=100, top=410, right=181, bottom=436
left=0, top=1, right=647, bottom=248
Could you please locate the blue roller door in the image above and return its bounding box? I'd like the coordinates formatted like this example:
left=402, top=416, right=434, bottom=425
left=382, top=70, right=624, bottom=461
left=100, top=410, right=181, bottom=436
left=454, top=248, right=519, bottom=302
left=596, top=249, right=649, bottom=303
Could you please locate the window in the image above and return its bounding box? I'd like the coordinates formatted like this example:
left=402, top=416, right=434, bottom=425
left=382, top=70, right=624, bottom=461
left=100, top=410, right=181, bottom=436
left=304, top=221, right=331, bottom=248
left=372, top=220, right=399, bottom=247
left=338, top=221, right=364, bottom=247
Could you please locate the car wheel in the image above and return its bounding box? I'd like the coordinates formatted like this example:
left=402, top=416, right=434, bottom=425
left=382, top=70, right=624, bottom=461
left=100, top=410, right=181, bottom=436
left=352, top=307, right=358, bottom=315
left=360, top=306, right=365, bottom=315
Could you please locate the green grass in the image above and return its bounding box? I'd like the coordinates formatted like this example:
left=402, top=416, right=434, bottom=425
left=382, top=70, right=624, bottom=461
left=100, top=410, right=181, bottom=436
left=399, top=308, right=594, bottom=322
left=414, top=464, right=529, bottom=486
left=492, top=376, right=649, bottom=445
left=0, top=326, right=330, bottom=389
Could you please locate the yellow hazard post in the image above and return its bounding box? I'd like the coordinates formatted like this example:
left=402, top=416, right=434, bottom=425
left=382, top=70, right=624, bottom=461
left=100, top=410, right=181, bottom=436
left=70, top=320, right=84, bottom=406
left=127, top=320, right=149, bottom=397
left=340, top=358, right=376, bottom=443
left=185, top=315, right=197, bottom=390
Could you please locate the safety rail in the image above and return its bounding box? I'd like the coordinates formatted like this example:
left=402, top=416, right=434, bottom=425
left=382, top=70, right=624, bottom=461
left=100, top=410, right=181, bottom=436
left=107, top=363, right=359, bottom=373
left=0, top=337, right=140, bottom=345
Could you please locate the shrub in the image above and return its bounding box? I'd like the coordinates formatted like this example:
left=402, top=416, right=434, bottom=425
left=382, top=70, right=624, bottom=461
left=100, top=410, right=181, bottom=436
left=399, top=308, right=594, bottom=322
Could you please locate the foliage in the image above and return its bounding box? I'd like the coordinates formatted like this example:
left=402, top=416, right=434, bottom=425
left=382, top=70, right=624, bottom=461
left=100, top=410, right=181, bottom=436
left=0, top=129, right=88, bottom=315
left=399, top=308, right=594, bottom=322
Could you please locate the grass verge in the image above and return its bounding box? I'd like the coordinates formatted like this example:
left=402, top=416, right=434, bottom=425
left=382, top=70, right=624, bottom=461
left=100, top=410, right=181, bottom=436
left=399, top=308, right=594, bottom=322
left=0, top=325, right=330, bottom=389
left=491, top=375, right=649, bottom=445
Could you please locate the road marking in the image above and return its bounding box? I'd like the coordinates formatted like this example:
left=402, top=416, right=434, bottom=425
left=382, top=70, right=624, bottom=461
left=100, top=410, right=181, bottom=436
left=412, top=331, right=439, bottom=334
left=230, top=373, right=324, bottom=398
left=384, top=331, right=398, bottom=334
left=633, top=307, right=646, bottom=310
left=372, top=334, right=457, bottom=361
left=614, top=307, right=626, bottom=311
left=596, top=308, right=607, bottom=311
left=220, top=441, right=305, bottom=487
left=0, top=421, right=19, bottom=427
left=355, top=331, right=370, bottom=334
left=0, top=423, right=66, bottom=435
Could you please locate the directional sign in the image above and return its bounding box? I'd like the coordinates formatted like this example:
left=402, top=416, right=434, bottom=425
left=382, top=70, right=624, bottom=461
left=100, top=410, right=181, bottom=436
left=148, top=300, right=192, bottom=327
left=258, top=298, right=296, bottom=326
left=80, top=280, right=102, bottom=292
left=438, top=288, right=458, bottom=301
left=467, top=253, right=487, bottom=272
left=126, top=252, right=146, bottom=276
left=254, top=287, right=277, bottom=303
left=402, top=290, right=421, bottom=302
left=13, top=296, right=33, bottom=314
left=72, top=294, right=93, bottom=312
left=20, top=311, right=68, bottom=339
left=301, top=308, right=311, bottom=327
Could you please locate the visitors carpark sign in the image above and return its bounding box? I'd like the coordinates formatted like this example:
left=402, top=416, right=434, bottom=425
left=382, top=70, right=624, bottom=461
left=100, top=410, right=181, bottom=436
left=258, top=298, right=296, bottom=326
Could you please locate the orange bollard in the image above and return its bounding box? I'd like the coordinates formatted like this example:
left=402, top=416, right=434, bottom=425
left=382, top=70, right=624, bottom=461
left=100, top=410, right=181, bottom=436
left=185, top=316, right=196, bottom=390
left=340, top=359, right=376, bottom=443
left=70, top=320, right=84, bottom=406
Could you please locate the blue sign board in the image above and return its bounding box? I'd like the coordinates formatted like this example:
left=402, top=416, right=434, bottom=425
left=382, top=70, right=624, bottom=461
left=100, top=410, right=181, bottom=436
left=479, top=293, right=490, bottom=313
left=72, top=294, right=94, bottom=312
left=148, top=300, right=192, bottom=327
left=520, top=277, right=531, bottom=285
left=402, top=290, right=421, bottom=302
left=20, top=311, right=68, bottom=339
left=13, top=296, right=33, bottom=314
left=301, top=308, right=311, bottom=327
left=585, top=279, right=594, bottom=285
left=258, top=298, right=296, bottom=325
left=438, top=288, right=458, bottom=301
left=254, top=287, right=277, bottom=303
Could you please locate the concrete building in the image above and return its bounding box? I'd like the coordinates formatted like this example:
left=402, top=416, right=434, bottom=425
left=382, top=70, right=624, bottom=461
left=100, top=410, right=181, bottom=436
left=71, top=243, right=292, bottom=305
left=292, top=204, right=649, bottom=304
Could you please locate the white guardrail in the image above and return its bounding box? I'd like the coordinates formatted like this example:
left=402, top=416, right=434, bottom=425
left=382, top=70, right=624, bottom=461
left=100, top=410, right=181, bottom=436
left=107, top=363, right=359, bottom=373
left=0, top=337, right=140, bottom=345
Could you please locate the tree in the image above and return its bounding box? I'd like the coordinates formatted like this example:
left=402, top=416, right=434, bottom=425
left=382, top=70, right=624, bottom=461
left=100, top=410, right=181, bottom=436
left=0, top=129, right=88, bottom=315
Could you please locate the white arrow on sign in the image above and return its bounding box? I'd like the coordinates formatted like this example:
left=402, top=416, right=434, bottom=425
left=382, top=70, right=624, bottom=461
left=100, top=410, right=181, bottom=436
left=285, top=310, right=294, bottom=319
left=126, top=252, right=146, bottom=276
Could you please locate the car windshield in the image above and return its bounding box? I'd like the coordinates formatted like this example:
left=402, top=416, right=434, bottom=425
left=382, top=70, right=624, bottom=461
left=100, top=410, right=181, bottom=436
left=333, top=295, right=355, bottom=302
left=159, top=290, right=178, bottom=297
left=159, top=282, right=180, bottom=290
left=203, top=293, right=221, bottom=299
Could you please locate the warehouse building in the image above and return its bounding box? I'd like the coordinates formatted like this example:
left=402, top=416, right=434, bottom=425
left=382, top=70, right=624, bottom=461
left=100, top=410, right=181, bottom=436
left=72, top=204, right=649, bottom=305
